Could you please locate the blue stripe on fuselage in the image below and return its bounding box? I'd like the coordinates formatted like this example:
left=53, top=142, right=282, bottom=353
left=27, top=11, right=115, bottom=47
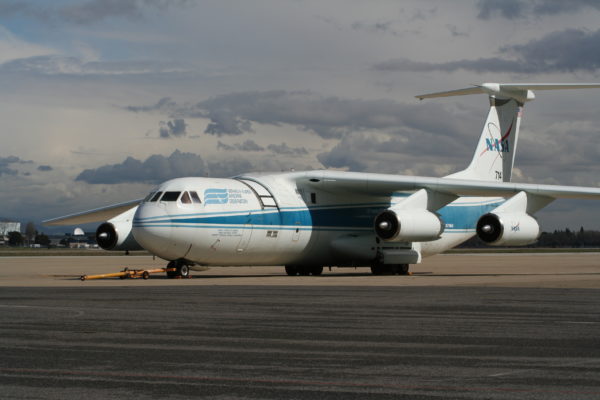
left=133, top=200, right=503, bottom=232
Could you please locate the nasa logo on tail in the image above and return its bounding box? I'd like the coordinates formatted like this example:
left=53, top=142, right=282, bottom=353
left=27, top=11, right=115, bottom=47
left=480, top=116, right=518, bottom=159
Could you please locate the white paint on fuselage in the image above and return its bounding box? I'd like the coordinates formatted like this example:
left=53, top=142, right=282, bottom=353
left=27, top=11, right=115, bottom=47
left=132, top=172, right=503, bottom=267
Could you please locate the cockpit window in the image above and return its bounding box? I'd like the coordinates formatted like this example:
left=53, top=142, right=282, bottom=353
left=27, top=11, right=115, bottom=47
left=190, top=191, right=202, bottom=204
left=144, top=192, right=156, bottom=202
left=161, top=191, right=181, bottom=201
left=180, top=191, right=192, bottom=204
left=149, top=191, right=163, bottom=202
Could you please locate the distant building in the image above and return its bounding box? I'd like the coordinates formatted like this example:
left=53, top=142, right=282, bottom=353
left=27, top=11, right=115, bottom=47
left=0, top=221, right=21, bottom=235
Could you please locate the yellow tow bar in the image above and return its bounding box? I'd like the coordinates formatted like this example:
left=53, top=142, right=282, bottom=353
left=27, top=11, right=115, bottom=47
left=80, top=267, right=177, bottom=281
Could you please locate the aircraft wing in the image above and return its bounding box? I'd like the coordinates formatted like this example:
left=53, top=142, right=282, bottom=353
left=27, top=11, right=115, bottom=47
left=299, top=170, right=600, bottom=200
left=43, top=199, right=142, bottom=226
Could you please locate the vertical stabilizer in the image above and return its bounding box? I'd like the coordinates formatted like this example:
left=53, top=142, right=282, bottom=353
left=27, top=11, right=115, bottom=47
left=416, top=83, right=600, bottom=183
left=449, top=96, right=522, bottom=182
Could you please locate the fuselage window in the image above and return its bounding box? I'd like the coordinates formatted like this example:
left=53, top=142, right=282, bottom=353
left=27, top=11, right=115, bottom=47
left=161, top=191, right=181, bottom=202
left=180, top=191, right=192, bottom=204
left=150, top=191, right=163, bottom=202
left=190, top=191, right=202, bottom=204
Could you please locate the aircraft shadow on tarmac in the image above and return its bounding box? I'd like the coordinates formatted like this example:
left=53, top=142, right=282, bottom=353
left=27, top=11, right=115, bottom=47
left=58, top=271, right=600, bottom=281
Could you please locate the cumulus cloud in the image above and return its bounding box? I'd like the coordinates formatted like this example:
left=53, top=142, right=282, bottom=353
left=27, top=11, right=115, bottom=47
left=373, top=28, right=600, bottom=74
left=159, top=119, right=187, bottom=138
left=125, top=97, right=176, bottom=113
left=124, top=90, right=469, bottom=139
left=350, top=20, right=400, bottom=36
left=75, top=148, right=321, bottom=184
left=477, top=0, right=600, bottom=19
left=75, top=150, right=208, bottom=184
left=317, top=132, right=465, bottom=176
left=267, top=143, right=308, bottom=156
left=0, top=155, right=32, bottom=176
left=0, top=0, right=190, bottom=25
left=217, top=140, right=264, bottom=152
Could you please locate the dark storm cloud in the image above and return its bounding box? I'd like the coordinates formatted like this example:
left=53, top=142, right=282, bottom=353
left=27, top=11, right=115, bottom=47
left=317, top=128, right=473, bottom=174
left=0, top=0, right=190, bottom=24
left=37, top=165, right=53, bottom=171
left=159, top=119, right=187, bottom=138
left=0, top=155, right=32, bottom=176
left=513, top=126, right=600, bottom=186
left=477, top=0, right=600, bottom=19
left=125, top=90, right=468, bottom=140
left=75, top=150, right=207, bottom=184
left=267, top=143, right=308, bottom=156
left=350, top=20, right=400, bottom=36
left=373, top=28, right=600, bottom=73
left=217, top=140, right=264, bottom=152
left=74, top=149, right=312, bottom=184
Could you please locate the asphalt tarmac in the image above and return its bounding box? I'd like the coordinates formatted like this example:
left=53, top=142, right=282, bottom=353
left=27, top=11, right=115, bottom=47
left=1, top=254, right=600, bottom=399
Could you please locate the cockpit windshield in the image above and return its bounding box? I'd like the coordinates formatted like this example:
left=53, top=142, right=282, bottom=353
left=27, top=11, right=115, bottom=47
left=161, top=191, right=181, bottom=201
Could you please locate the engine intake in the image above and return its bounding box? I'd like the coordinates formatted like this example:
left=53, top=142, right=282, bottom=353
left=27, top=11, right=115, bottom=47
left=476, top=212, right=540, bottom=246
left=95, top=220, right=142, bottom=251
left=375, top=209, right=444, bottom=242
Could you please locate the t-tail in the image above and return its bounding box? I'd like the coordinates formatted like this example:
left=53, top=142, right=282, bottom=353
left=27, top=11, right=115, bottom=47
left=416, top=83, right=600, bottom=182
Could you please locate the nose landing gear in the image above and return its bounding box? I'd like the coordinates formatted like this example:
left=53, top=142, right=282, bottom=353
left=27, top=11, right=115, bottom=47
left=166, top=260, right=192, bottom=278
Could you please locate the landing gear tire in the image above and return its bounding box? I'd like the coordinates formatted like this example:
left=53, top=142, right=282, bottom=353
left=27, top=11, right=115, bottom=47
left=166, top=261, right=178, bottom=278
left=177, top=264, right=190, bottom=278
left=166, top=260, right=190, bottom=278
left=285, top=265, right=324, bottom=276
left=397, top=264, right=409, bottom=275
left=370, top=264, right=385, bottom=275
left=371, top=264, right=410, bottom=276
left=285, top=265, right=299, bottom=276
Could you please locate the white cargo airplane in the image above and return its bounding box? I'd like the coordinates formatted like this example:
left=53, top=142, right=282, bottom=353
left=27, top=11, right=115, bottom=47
left=45, top=83, right=600, bottom=277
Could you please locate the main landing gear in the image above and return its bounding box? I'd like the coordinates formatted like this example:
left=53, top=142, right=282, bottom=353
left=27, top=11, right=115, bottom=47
left=285, top=265, right=324, bottom=276
left=166, top=260, right=191, bottom=278
left=370, top=264, right=410, bottom=276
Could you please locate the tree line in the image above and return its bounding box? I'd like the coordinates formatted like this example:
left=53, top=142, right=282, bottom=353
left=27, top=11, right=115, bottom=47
left=4, top=226, right=600, bottom=249
left=459, top=227, right=600, bottom=248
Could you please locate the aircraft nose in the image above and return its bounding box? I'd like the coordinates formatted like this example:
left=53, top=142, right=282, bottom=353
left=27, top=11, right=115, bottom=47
left=132, top=203, right=173, bottom=257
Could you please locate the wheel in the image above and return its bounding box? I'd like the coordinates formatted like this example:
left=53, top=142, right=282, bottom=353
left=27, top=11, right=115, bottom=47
left=398, top=264, right=409, bottom=275
left=166, top=261, right=178, bottom=278
left=299, top=266, right=311, bottom=276
left=142, top=271, right=150, bottom=280
left=371, top=264, right=384, bottom=275
left=285, top=265, right=298, bottom=276
left=311, top=266, right=323, bottom=276
left=177, top=264, right=190, bottom=278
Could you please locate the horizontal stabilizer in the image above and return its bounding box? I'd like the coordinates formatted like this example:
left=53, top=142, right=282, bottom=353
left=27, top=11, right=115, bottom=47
left=416, top=83, right=600, bottom=102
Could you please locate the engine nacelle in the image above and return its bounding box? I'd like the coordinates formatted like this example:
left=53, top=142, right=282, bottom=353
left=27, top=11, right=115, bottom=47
left=476, top=212, right=540, bottom=246
left=374, top=209, right=444, bottom=242
left=95, top=208, right=143, bottom=251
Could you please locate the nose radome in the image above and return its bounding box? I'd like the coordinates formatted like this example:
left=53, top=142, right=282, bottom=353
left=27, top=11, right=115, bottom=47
left=132, top=203, right=172, bottom=257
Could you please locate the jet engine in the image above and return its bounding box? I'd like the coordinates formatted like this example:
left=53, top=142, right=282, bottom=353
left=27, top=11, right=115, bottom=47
left=95, top=208, right=143, bottom=251
left=374, top=209, right=444, bottom=242
left=476, top=212, right=540, bottom=246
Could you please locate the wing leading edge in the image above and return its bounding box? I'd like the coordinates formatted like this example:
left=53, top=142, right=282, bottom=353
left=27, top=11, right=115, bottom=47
left=43, top=199, right=142, bottom=226
left=298, top=171, right=600, bottom=200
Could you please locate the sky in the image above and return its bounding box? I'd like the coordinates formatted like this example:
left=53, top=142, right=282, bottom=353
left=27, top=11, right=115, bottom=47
left=1, top=0, right=599, bottom=233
